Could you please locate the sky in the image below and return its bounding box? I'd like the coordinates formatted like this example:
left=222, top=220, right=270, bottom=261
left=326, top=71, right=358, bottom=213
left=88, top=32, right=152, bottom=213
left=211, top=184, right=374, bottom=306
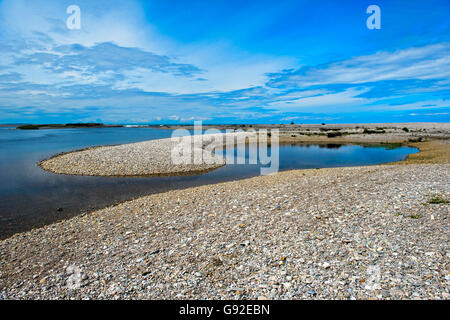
left=0, top=0, right=449, bottom=124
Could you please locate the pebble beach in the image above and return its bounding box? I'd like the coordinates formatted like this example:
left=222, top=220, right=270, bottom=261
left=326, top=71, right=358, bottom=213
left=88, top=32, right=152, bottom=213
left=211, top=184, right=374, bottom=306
left=39, top=132, right=251, bottom=176
left=1, top=126, right=449, bottom=300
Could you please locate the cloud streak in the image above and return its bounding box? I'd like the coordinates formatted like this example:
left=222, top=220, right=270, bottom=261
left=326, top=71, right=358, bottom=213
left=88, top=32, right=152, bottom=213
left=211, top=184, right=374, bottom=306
left=267, top=43, right=450, bottom=88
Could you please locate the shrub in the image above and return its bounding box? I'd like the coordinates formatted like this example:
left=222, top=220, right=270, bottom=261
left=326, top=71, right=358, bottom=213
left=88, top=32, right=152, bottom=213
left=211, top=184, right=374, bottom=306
left=363, top=128, right=385, bottom=134
left=428, top=195, right=449, bottom=204
left=327, top=131, right=342, bottom=138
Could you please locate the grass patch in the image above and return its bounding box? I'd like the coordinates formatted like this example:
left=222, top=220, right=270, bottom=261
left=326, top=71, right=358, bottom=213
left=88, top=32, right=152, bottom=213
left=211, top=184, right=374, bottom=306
left=408, top=214, right=421, bottom=219
left=327, top=131, right=343, bottom=138
left=300, top=132, right=327, bottom=136
left=363, top=128, right=386, bottom=134
left=428, top=195, right=449, bottom=204
left=320, top=128, right=340, bottom=132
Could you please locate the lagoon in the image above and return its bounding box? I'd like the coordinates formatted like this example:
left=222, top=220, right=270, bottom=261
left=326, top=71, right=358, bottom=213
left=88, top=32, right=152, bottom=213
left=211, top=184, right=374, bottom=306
left=0, top=126, right=417, bottom=238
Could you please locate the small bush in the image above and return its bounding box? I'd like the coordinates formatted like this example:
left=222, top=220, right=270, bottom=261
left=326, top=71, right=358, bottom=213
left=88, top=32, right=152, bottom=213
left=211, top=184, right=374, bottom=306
left=327, top=131, right=342, bottom=138
left=402, top=127, right=409, bottom=132
left=428, top=195, right=449, bottom=204
left=363, top=128, right=385, bottom=134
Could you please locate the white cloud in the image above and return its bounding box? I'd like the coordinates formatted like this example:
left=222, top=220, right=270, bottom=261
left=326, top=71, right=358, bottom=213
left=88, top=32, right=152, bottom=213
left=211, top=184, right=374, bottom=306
left=369, top=99, right=449, bottom=111
left=0, top=0, right=297, bottom=95
left=266, top=87, right=371, bottom=111
left=0, top=0, right=448, bottom=122
left=269, top=43, right=450, bottom=87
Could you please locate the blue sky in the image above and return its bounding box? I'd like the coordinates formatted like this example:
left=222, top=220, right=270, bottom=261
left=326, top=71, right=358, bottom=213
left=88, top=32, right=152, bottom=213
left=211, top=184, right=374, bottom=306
left=0, top=0, right=449, bottom=124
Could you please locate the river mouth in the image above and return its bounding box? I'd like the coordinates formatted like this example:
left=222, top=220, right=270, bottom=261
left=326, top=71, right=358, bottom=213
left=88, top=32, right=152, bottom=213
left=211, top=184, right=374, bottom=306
left=0, top=127, right=418, bottom=239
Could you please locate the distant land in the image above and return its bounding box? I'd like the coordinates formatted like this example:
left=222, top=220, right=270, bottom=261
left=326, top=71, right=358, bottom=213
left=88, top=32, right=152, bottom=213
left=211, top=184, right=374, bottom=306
left=15, top=123, right=124, bottom=130
left=9, top=122, right=450, bottom=132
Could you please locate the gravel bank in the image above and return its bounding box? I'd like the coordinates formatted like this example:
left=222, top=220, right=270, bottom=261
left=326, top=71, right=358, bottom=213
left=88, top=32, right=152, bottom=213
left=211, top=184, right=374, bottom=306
left=40, top=132, right=253, bottom=177
left=39, top=123, right=450, bottom=177
left=1, top=164, right=448, bottom=299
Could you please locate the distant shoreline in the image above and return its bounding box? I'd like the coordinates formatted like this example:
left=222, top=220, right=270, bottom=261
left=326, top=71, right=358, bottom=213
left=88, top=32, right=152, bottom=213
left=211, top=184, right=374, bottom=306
left=6, top=121, right=450, bottom=130
left=15, top=123, right=124, bottom=130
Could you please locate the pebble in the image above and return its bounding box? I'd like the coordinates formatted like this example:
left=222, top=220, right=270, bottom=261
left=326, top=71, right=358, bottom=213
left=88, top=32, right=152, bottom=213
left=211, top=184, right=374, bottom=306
left=0, top=163, right=448, bottom=299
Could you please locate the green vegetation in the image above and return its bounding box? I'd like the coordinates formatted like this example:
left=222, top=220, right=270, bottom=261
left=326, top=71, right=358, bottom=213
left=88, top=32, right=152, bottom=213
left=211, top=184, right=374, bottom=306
left=16, top=125, right=41, bottom=130
left=327, top=131, right=343, bottom=138
left=319, top=128, right=340, bottom=132
left=379, top=142, right=403, bottom=150
left=402, top=127, right=409, bottom=132
left=408, top=214, right=421, bottom=219
left=428, top=195, right=449, bottom=204
left=300, top=132, right=327, bottom=136
left=363, top=128, right=386, bottom=134
left=16, top=123, right=120, bottom=130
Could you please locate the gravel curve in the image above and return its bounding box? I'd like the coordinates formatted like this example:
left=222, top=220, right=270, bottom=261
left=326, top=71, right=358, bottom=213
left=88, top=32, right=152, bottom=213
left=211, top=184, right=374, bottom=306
left=1, top=164, right=448, bottom=299
left=39, top=132, right=254, bottom=176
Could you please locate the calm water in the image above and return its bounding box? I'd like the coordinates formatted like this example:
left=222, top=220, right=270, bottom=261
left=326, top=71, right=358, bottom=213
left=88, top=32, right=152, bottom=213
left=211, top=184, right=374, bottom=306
left=0, top=126, right=418, bottom=239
